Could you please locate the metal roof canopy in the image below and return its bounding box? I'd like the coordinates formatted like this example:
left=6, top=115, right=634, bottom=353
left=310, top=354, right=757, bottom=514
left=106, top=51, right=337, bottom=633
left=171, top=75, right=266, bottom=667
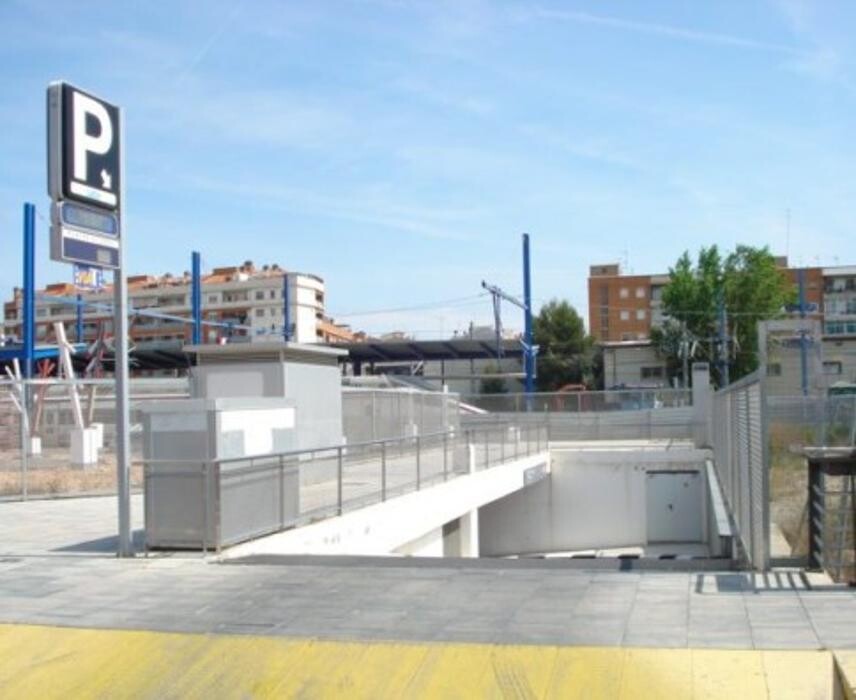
left=339, top=338, right=523, bottom=364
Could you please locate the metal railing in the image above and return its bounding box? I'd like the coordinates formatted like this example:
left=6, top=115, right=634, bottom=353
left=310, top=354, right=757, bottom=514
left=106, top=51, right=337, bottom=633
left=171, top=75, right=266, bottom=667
left=711, top=371, right=770, bottom=570
left=461, top=389, right=691, bottom=414
left=143, top=422, right=549, bottom=551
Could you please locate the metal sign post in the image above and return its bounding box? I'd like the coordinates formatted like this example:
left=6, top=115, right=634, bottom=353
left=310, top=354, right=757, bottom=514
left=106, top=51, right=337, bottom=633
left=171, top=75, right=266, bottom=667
left=47, top=82, right=133, bottom=557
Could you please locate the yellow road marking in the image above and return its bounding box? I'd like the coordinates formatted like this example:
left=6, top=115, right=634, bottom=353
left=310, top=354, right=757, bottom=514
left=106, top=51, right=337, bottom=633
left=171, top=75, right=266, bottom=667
left=0, top=624, right=842, bottom=698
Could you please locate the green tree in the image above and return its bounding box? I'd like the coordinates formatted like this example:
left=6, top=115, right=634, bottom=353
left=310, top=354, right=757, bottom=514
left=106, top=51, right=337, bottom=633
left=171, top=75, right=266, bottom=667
left=653, top=245, right=794, bottom=386
left=479, top=363, right=508, bottom=394
left=532, top=299, right=594, bottom=391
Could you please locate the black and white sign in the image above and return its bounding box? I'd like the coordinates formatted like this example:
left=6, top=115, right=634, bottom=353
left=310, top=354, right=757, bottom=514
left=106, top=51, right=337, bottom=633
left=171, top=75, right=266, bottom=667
left=48, top=83, right=120, bottom=210
left=47, top=82, right=122, bottom=269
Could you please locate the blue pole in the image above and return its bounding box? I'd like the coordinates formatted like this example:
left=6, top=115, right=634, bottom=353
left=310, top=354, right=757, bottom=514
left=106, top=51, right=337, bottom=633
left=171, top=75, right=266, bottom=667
left=76, top=294, right=84, bottom=344
left=282, top=273, right=291, bottom=342
left=798, top=268, right=808, bottom=396
left=22, top=203, right=35, bottom=379
left=522, top=233, right=534, bottom=407
left=191, top=251, right=202, bottom=345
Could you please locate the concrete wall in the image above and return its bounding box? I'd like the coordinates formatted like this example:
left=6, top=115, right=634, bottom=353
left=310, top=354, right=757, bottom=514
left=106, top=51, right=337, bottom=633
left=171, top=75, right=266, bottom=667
left=478, top=445, right=710, bottom=557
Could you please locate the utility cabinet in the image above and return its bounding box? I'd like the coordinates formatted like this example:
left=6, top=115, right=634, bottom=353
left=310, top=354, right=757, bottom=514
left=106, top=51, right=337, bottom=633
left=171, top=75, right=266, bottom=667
left=142, top=397, right=297, bottom=550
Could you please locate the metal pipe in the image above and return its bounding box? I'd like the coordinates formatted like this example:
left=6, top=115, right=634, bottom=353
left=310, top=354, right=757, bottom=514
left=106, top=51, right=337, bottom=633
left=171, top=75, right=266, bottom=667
left=191, top=251, right=202, bottom=345
left=76, top=294, right=84, bottom=343
left=22, top=203, right=36, bottom=379
left=337, top=447, right=343, bottom=515
left=522, top=233, right=535, bottom=409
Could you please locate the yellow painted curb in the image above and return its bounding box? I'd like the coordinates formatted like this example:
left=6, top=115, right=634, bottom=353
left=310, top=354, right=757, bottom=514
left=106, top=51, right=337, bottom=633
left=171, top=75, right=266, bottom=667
left=0, top=623, right=841, bottom=698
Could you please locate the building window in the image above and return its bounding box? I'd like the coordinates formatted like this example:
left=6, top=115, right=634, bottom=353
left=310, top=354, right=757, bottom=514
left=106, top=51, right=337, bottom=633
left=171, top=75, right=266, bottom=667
left=636, top=309, right=646, bottom=321
left=635, top=287, right=645, bottom=299
left=255, top=290, right=265, bottom=300
left=619, top=287, right=629, bottom=299
left=620, top=310, right=630, bottom=321
left=823, top=361, right=843, bottom=376
left=270, top=308, right=278, bottom=316
left=621, top=333, right=634, bottom=341
left=270, top=290, right=277, bottom=299
left=641, top=366, right=663, bottom=379
left=208, top=294, right=219, bottom=303
left=767, top=363, right=782, bottom=377
left=255, top=308, right=265, bottom=318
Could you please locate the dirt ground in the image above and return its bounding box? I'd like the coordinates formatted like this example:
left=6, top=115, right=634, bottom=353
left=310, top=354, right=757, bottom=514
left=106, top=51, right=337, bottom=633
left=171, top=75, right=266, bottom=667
left=0, top=448, right=143, bottom=498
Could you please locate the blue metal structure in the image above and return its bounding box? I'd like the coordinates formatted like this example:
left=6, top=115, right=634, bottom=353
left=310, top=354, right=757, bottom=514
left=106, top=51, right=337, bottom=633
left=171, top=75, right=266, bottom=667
left=282, top=273, right=291, bottom=342
left=22, top=203, right=36, bottom=378
left=522, top=233, right=535, bottom=399
left=76, top=294, right=84, bottom=343
left=191, top=251, right=202, bottom=345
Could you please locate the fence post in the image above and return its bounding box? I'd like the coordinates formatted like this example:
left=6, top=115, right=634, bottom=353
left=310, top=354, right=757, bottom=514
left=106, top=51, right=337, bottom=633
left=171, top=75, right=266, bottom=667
left=337, top=446, right=343, bottom=515
left=443, top=431, right=448, bottom=481
left=501, top=425, right=506, bottom=463
left=381, top=441, right=387, bottom=500
left=415, top=435, right=421, bottom=490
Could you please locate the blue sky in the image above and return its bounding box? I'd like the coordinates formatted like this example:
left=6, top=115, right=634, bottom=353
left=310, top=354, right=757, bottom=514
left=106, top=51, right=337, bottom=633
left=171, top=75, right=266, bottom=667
left=1, top=0, right=854, bottom=337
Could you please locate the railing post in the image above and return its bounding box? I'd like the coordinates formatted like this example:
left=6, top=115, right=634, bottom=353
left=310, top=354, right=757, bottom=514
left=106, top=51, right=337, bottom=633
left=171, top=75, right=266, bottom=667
left=443, top=431, right=448, bottom=481
left=484, top=430, right=489, bottom=469
left=501, top=425, right=506, bottom=463
left=278, top=455, right=285, bottom=529
left=337, top=446, right=343, bottom=515
left=201, top=460, right=208, bottom=555
left=381, top=442, right=387, bottom=501
left=415, top=435, right=421, bottom=490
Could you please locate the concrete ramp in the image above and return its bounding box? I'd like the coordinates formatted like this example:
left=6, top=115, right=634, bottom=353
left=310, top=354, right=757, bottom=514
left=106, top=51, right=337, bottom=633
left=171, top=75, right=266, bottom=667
left=223, top=451, right=549, bottom=558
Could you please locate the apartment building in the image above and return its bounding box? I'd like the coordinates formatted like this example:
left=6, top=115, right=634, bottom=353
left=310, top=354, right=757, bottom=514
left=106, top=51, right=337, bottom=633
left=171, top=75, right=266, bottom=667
left=588, top=261, right=856, bottom=389
left=2, top=261, right=358, bottom=349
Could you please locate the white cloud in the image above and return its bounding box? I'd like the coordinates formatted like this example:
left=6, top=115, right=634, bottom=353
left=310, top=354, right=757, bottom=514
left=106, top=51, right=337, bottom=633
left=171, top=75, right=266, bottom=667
left=531, top=8, right=802, bottom=54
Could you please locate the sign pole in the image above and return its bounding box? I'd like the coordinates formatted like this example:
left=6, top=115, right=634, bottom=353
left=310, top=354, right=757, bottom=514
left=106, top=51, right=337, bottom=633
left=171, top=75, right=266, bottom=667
left=113, top=106, right=133, bottom=557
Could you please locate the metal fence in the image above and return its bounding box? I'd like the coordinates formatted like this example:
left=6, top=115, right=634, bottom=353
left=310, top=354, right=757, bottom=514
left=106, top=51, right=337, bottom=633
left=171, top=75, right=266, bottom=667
left=0, top=377, right=188, bottom=500
left=711, top=371, right=770, bottom=570
left=342, top=387, right=461, bottom=443
left=461, top=389, right=691, bottom=414
left=767, top=394, right=856, bottom=561
left=459, top=389, right=696, bottom=442
left=143, top=422, right=549, bottom=551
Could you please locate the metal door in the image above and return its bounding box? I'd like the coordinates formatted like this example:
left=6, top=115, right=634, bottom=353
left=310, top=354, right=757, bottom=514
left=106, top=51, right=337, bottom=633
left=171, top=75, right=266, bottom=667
left=646, top=470, right=703, bottom=543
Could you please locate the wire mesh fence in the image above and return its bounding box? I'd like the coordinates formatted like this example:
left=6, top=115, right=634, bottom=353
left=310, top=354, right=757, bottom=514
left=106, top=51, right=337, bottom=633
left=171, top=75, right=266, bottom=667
left=767, top=393, right=856, bottom=562
left=0, top=378, right=187, bottom=500
left=341, top=387, right=461, bottom=443
left=460, top=389, right=692, bottom=414
left=711, top=372, right=769, bottom=570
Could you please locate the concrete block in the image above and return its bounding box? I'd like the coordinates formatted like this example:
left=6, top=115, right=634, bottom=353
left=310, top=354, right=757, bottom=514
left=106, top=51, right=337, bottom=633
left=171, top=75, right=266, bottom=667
left=71, top=427, right=100, bottom=467
left=90, top=423, right=104, bottom=449
left=27, top=436, right=41, bottom=456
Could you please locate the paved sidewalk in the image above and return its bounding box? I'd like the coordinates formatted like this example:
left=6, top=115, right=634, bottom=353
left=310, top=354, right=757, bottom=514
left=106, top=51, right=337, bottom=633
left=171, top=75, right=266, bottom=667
left=0, top=554, right=854, bottom=650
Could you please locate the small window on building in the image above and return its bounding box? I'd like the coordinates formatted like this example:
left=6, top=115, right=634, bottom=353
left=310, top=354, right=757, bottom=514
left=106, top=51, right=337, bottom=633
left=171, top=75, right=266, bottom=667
left=255, top=308, right=265, bottom=318
left=208, top=294, right=218, bottom=303
left=636, top=309, right=646, bottom=320
left=641, top=366, right=663, bottom=379
left=270, top=308, right=278, bottom=316
left=255, top=290, right=265, bottom=301
left=270, top=289, right=277, bottom=299
left=620, top=310, right=630, bottom=321
left=619, top=287, right=629, bottom=299
left=635, top=287, right=645, bottom=298
left=621, top=333, right=634, bottom=341
left=823, top=361, right=843, bottom=376
left=767, top=363, right=782, bottom=377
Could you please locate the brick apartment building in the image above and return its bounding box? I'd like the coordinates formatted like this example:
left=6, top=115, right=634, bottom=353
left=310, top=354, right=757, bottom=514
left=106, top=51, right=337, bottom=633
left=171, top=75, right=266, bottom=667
left=588, top=260, right=856, bottom=390
left=2, top=261, right=360, bottom=356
